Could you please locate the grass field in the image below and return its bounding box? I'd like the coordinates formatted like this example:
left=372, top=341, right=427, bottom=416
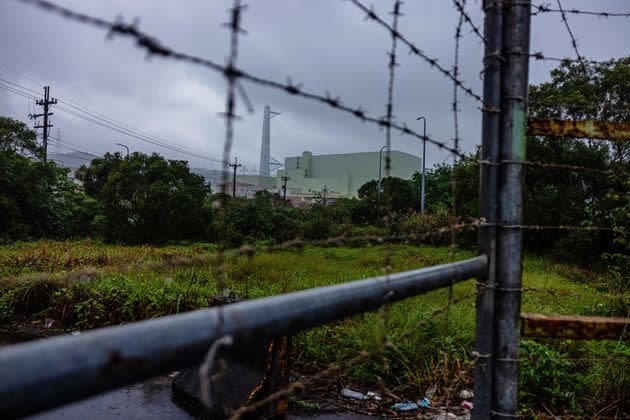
left=0, top=240, right=628, bottom=416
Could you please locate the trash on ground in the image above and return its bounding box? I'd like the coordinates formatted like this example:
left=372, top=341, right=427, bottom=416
left=461, top=400, right=474, bottom=410
left=390, top=401, right=419, bottom=411
left=459, top=389, right=473, bottom=399
left=44, top=318, right=55, bottom=328
left=417, top=397, right=431, bottom=408
left=425, top=383, right=438, bottom=399
left=366, top=391, right=382, bottom=401
left=341, top=388, right=366, bottom=400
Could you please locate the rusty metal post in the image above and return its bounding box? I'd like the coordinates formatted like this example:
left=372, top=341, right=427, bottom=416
left=474, top=1, right=503, bottom=418
left=493, top=0, right=531, bottom=417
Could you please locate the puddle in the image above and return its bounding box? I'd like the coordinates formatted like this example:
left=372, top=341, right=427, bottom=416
left=1, top=330, right=369, bottom=419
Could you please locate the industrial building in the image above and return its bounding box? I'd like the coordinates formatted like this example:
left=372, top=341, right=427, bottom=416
left=277, top=150, right=422, bottom=198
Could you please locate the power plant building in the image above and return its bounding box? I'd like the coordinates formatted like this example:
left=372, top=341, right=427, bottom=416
left=277, top=150, right=421, bottom=198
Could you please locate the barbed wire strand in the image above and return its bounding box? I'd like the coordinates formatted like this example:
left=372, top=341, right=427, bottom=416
left=452, top=0, right=492, bottom=50
left=0, top=221, right=485, bottom=286
left=524, top=51, right=610, bottom=65
left=345, top=0, right=493, bottom=111
left=555, top=0, right=583, bottom=63
left=15, top=0, right=470, bottom=162
left=378, top=0, right=403, bottom=398
left=11, top=1, right=630, bottom=417
left=229, top=292, right=477, bottom=419
left=443, top=2, right=467, bottom=401
left=531, top=3, right=630, bottom=18
left=215, top=0, right=245, bottom=295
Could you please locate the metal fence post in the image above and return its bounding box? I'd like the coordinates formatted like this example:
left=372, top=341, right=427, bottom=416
left=474, top=1, right=503, bottom=418
left=493, top=0, right=531, bottom=417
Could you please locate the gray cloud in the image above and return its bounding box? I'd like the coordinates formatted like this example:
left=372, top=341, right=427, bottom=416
left=0, top=0, right=628, bottom=173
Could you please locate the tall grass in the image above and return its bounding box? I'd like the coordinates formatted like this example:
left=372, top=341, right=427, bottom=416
left=0, top=240, right=627, bottom=415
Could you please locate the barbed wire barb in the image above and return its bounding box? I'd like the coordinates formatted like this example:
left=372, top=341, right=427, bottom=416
left=531, top=3, right=630, bottom=18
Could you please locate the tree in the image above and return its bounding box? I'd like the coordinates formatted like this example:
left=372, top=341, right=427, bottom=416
left=0, top=116, right=41, bottom=158
left=0, top=116, right=89, bottom=240
left=525, top=57, right=629, bottom=264
left=76, top=152, right=213, bottom=243
left=357, top=176, right=417, bottom=222
left=413, top=154, right=479, bottom=218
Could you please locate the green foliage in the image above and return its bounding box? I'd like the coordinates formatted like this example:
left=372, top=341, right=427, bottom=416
left=416, top=155, right=478, bottom=218
left=76, top=152, right=213, bottom=243
left=219, top=191, right=302, bottom=245
left=358, top=176, right=419, bottom=218
left=0, top=115, right=41, bottom=157
left=2, top=241, right=626, bottom=415
left=0, top=116, right=93, bottom=240
left=519, top=340, right=585, bottom=414
left=397, top=209, right=457, bottom=245
left=525, top=57, right=629, bottom=266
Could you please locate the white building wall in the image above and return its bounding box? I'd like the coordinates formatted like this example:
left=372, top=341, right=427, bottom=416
left=278, top=150, right=421, bottom=197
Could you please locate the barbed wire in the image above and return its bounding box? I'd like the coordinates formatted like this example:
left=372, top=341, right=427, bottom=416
left=506, top=159, right=629, bottom=177
left=528, top=98, right=630, bottom=113
left=15, top=0, right=470, bottom=162
left=525, top=51, right=610, bottom=65
left=531, top=3, right=630, bottom=18
left=0, top=221, right=484, bottom=286
left=379, top=0, right=403, bottom=371
left=476, top=158, right=630, bottom=177
left=2, top=218, right=625, bottom=288
left=215, top=0, right=246, bottom=293
left=554, top=0, right=584, bottom=63
left=229, top=291, right=477, bottom=419
left=523, top=287, right=628, bottom=300
left=452, top=0, right=492, bottom=50
left=9, top=1, right=630, bottom=417
left=345, top=0, right=493, bottom=111
left=452, top=0, right=465, bottom=156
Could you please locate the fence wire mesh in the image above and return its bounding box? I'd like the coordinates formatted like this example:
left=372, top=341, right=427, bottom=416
left=2, top=0, right=629, bottom=418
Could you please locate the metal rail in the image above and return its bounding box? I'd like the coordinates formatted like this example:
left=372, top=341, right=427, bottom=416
left=0, top=255, right=486, bottom=418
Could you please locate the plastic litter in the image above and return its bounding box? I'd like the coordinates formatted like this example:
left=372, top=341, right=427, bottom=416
left=44, top=318, right=55, bottom=328
left=390, top=401, right=419, bottom=411
left=425, top=383, right=438, bottom=399
left=417, top=397, right=431, bottom=408
left=459, top=389, right=474, bottom=399
left=461, top=400, right=474, bottom=410
left=341, top=388, right=366, bottom=400
left=366, top=391, right=382, bottom=401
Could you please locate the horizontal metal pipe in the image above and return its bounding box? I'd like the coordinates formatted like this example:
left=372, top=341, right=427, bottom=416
left=0, top=255, right=486, bottom=418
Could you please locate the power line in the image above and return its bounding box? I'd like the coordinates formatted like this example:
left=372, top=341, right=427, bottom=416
left=0, top=75, right=230, bottom=165
left=50, top=103, right=226, bottom=163
left=47, top=141, right=100, bottom=161
left=0, top=77, right=42, bottom=96
left=0, top=82, right=38, bottom=100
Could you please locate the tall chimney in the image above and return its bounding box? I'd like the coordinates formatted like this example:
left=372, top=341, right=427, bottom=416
left=259, top=105, right=271, bottom=176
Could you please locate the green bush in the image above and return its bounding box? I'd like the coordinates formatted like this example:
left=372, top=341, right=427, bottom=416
left=519, top=340, right=585, bottom=414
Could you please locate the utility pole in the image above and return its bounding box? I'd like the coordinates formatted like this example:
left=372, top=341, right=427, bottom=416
left=281, top=175, right=290, bottom=199
left=229, top=157, right=241, bottom=197
left=29, top=86, right=57, bottom=162
left=416, top=116, right=427, bottom=214
left=377, top=145, right=386, bottom=223
left=322, top=185, right=328, bottom=206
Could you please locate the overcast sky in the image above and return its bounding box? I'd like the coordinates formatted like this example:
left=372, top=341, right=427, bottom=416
left=0, top=0, right=628, bottom=173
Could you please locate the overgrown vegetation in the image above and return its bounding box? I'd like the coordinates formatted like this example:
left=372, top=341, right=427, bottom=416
left=0, top=54, right=628, bottom=416
left=0, top=241, right=627, bottom=415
